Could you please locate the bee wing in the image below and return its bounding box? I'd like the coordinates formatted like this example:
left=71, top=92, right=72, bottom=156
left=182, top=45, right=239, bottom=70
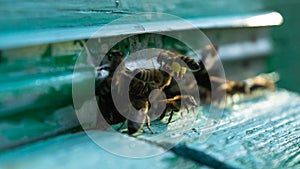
left=144, top=57, right=159, bottom=69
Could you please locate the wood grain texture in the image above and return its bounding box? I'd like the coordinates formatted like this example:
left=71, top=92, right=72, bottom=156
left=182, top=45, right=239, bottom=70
left=138, top=90, right=300, bottom=169
left=0, top=90, right=299, bottom=169
left=0, top=106, right=79, bottom=151
left=0, top=11, right=282, bottom=49
left=0, top=0, right=283, bottom=49
left=0, top=131, right=204, bottom=169
left=0, top=0, right=264, bottom=33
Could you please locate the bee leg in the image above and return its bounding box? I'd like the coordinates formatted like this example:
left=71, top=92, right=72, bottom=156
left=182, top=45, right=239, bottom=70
left=192, top=107, right=196, bottom=114
left=185, top=104, right=189, bottom=114
left=179, top=104, right=189, bottom=119
left=159, top=109, right=167, bottom=120
left=167, top=110, right=174, bottom=124
left=116, top=121, right=126, bottom=131
left=146, top=115, right=154, bottom=134
left=160, top=75, right=172, bottom=90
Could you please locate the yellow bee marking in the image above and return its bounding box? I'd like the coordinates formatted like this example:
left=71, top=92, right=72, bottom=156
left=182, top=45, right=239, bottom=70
left=171, top=62, right=181, bottom=74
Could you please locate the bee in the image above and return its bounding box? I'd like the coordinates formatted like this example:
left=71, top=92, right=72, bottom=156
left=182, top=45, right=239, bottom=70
left=245, top=73, right=278, bottom=93
left=193, top=45, right=278, bottom=103
left=211, top=73, right=278, bottom=103
left=124, top=68, right=174, bottom=134
left=96, top=51, right=133, bottom=98
left=129, top=68, right=172, bottom=95
left=125, top=51, right=201, bottom=126
left=211, top=77, right=249, bottom=103
left=158, top=50, right=202, bottom=79
left=217, top=80, right=249, bottom=98
left=188, top=45, right=219, bottom=104
left=95, top=50, right=128, bottom=126
left=96, top=50, right=173, bottom=135
left=158, top=95, right=198, bottom=124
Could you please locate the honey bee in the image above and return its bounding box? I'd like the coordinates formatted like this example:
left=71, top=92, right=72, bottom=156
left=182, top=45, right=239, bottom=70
left=158, top=50, right=202, bottom=79
left=96, top=76, right=127, bottom=126
left=96, top=50, right=174, bottom=135
left=193, top=45, right=278, bottom=103
left=220, top=81, right=249, bottom=95
left=124, top=68, right=174, bottom=134
left=96, top=51, right=134, bottom=99
left=95, top=50, right=128, bottom=126
left=210, top=77, right=249, bottom=103
left=188, top=45, right=219, bottom=104
left=211, top=73, right=278, bottom=103
left=158, top=95, right=198, bottom=124
left=129, top=68, right=172, bottom=95
left=245, top=73, right=278, bottom=92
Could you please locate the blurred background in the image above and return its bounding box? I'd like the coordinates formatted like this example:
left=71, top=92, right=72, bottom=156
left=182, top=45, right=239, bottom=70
left=266, top=1, right=300, bottom=93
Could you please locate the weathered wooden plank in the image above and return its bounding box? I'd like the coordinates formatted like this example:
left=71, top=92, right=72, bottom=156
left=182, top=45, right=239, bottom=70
left=138, top=90, right=300, bottom=169
left=1, top=27, right=273, bottom=60
left=0, top=106, right=79, bottom=151
left=0, top=71, right=74, bottom=118
left=0, top=0, right=265, bottom=33
left=1, top=90, right=298, bottom=169
left=0, top=131, right=204, bottom=169
left=0, top=11, right=282, bottom=49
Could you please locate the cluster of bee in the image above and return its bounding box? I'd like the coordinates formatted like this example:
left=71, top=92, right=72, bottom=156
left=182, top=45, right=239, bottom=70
left=95, top=46, right=276, bottom=135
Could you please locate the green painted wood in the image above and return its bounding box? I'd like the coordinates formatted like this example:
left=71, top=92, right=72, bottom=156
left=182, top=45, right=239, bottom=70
left=0, top=11, right=282, bottom=49
left=139, top=90, right=300, bottom=169
left=0, top=0, right=283, bottom=49
left=0, top=131, right=204, bottom=169
left=0, top=71, right=74, bottom=118
left=0, top=106, right=79, bottom=151
left=0, top=0, right=264, bottom=33
left=2, top=90, right=298, bottom=169
left=0, top=27, right=273, bottom=59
